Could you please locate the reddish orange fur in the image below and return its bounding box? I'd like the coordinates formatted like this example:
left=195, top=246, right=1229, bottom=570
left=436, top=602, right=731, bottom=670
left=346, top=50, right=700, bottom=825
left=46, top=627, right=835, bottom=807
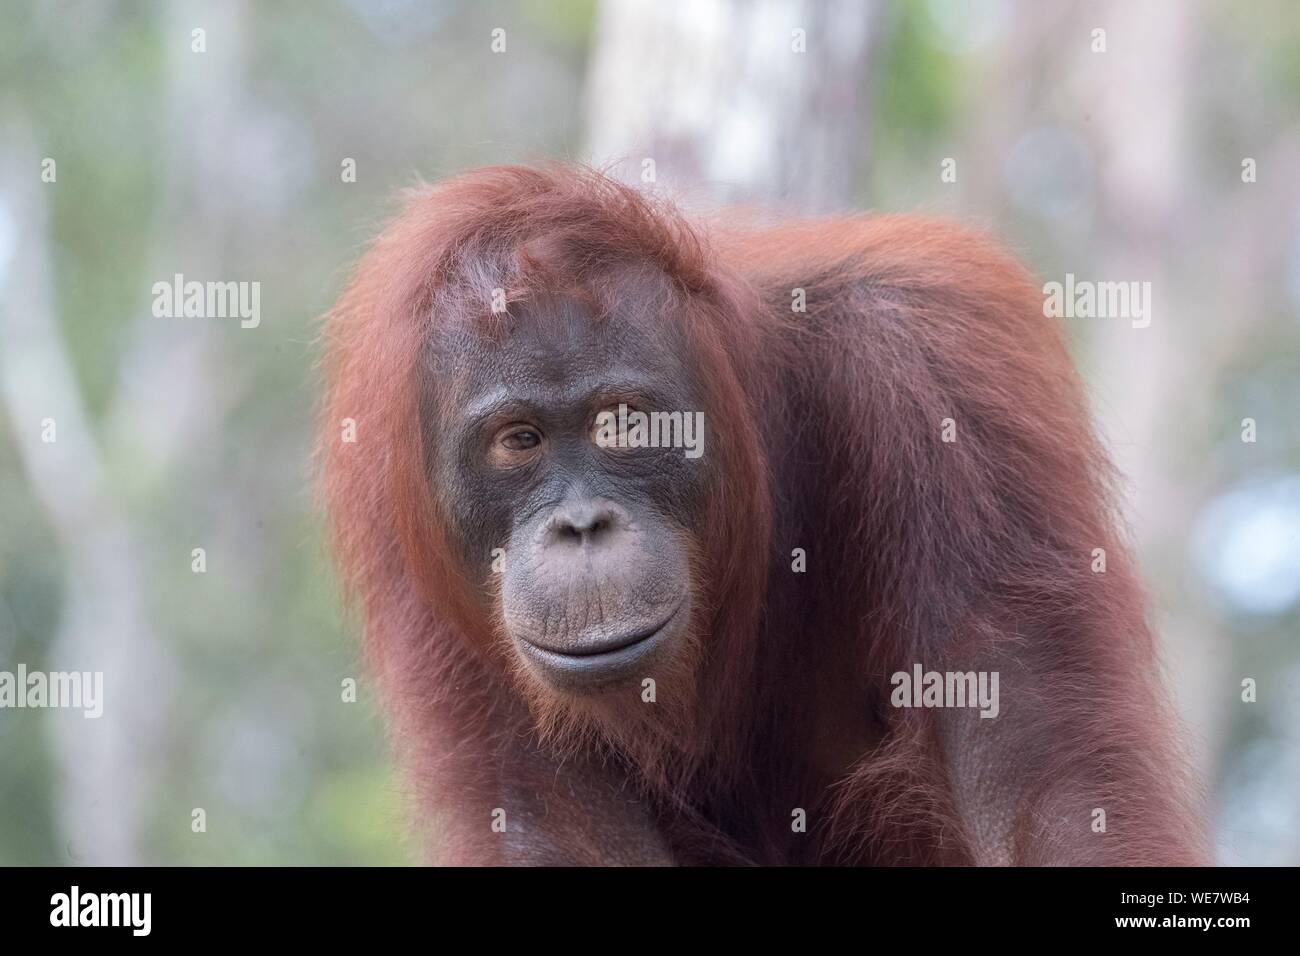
left=320, top=164, right=1206, bottom=865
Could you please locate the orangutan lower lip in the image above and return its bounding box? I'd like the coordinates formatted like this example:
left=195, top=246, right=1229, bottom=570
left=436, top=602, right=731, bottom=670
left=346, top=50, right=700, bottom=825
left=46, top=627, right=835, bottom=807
left=514, top=601, right=684, bottom=688
left=557, top=618, right=671, bottom=657
left=522, top=601, right=683, bottom=659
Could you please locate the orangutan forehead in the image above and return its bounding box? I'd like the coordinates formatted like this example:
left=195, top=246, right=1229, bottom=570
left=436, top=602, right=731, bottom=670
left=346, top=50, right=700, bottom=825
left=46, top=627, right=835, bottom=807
left=435, top=292, right=690, bottom=379
left=440, top=248, right=685, bottom=325
left=433, top=264, right=691, bottom=359
left=421, top=287, right=699, bottom=433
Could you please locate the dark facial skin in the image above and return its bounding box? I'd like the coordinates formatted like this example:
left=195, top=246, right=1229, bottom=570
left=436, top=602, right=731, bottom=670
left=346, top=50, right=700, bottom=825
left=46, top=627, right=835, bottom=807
left=427, top=285, right=710, bottom=693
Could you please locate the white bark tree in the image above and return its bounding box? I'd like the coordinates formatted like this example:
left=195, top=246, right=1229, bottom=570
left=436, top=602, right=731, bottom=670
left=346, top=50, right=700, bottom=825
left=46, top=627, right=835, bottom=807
left=584, top=0, right=882, bottom=210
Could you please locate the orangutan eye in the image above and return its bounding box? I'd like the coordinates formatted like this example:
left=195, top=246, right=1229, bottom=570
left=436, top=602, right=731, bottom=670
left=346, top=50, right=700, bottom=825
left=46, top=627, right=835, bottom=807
left=591, top=404, right=640, bottom=448
left=499, top=427, right=541, bottom=452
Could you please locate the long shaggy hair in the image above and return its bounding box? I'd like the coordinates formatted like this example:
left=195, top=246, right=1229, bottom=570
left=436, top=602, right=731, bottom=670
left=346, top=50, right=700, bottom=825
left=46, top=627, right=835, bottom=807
left=320, top=164, right=1206, bottom=865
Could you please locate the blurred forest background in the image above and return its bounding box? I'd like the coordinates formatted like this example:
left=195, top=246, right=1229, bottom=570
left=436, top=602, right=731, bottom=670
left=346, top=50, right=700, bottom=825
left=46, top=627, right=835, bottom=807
left=1, top=0, right=1298, bottom=865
